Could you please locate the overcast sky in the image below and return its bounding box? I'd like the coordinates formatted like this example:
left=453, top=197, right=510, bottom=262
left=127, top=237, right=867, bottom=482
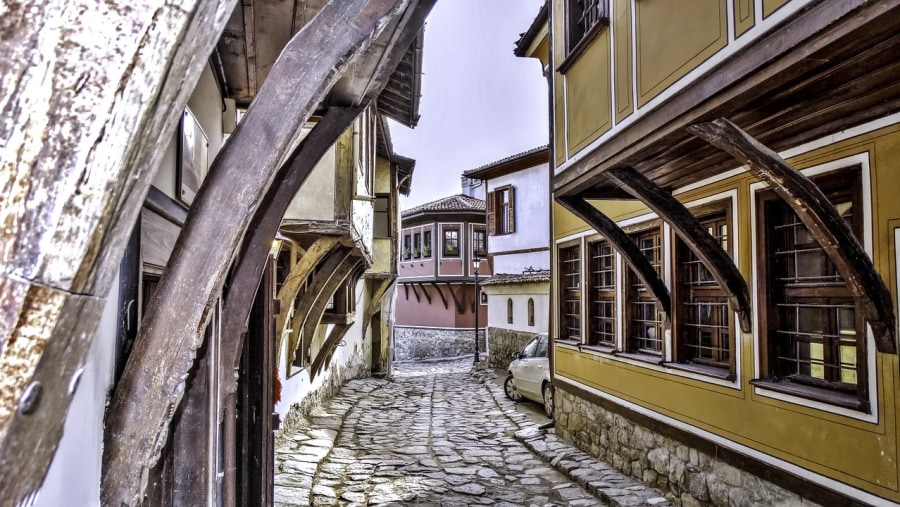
left=390, top=0, right=548, bottom=210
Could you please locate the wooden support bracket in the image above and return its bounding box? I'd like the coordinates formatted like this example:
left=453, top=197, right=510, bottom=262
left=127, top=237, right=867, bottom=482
left=430, top=281, right=448, bottom=310
left=557, top=196, right=671, bottom=318
left=605, top=165, right=752, bottom=332
left=410, top=282, right=421, bottom=303
left=297, top=258, right=362, bottom=367
left=688, top=118, right=896, bottom=352
left=310, top=323, right=353, bottom=378
left=445, top=282, right=466, bottom=314
left=416, top=282, right=431, bottom=304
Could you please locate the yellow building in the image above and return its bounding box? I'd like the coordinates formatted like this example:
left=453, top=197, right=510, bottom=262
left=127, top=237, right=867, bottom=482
left=518, top=1, right=900, bottom=504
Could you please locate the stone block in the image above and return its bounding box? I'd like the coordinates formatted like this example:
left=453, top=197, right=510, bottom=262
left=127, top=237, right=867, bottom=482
left=707, top=475, right=729, bottom=506
left=711, top=461, right=742, bottom=487
left=647, top=447, right=670, bottom=475
left=680, top=493, right=702, bottom=507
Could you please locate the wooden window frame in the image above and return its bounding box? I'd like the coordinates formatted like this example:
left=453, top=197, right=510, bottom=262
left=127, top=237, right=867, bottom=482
left=587, top=238, right=617, bottom=349
left=624, top=225, right=665, bottom=359
left=754, top=167, right=869, bottom=411
left=413, top=232, right=421, bottom=258
left=560, top=0, right=610, bottom=73
left=671, top=201, right=736, bottom=379
left=423, top=230, right=432, bottom=258
left=373, top=194, right=391, bottom=238
left=443, top=228, right=460, bottom=257
left=473, top=228, right=487, bottom=258
left=559, top=244, right=582, bottom=342
left=487, top=185, right=516, bottom=236
left=403, top=233, right=412, bottom=260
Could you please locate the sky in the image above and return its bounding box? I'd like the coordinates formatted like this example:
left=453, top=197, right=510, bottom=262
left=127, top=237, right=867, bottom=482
left=390, top=0, right=549, bottom=210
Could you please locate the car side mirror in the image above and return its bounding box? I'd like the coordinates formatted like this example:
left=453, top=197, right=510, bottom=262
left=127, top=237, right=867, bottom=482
left=512, top=352, right=521, bottom=360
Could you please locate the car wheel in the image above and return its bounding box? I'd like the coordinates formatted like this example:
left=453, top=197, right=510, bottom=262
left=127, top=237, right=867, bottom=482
left=504, top=374, right=523, bottom=402
left=542, top=382, right=554, bottom=418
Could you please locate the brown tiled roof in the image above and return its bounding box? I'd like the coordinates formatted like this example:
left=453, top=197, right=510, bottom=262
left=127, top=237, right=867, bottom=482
left=480, top=270, right=550, bottom=286
left=402, top=194, right=485, bottom=217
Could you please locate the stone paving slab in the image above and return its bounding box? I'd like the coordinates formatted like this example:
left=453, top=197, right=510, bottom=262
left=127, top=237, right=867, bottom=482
left=274, top=360, right=671, bottom=506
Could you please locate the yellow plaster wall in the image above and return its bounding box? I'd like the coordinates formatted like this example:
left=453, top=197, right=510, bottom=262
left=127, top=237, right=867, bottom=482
left=551, top=124, right=900, bottom=500
left=733, top=0, right=755, bottom=38
left=565, top=32, right=612, bottom=156
left=763, top=0, right=791, bottom=18
left=613, top=0, right=633, bottom=123
left=635, top=0, right=727, bottom=107
left=374, top=157, right=391, bottom=194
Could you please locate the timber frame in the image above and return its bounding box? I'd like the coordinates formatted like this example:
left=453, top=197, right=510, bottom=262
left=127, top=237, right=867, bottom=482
left=603, top=166, right=752, bottom=332
left=688, top=118, right=896, bottom=353
left=556, top=196, right=672, bottom=319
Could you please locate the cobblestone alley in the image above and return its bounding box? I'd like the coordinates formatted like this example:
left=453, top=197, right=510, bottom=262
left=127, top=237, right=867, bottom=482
left=274, top=360, right=671, bottom=506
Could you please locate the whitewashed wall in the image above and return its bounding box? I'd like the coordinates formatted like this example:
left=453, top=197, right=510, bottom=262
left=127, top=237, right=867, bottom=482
left=482, top=282, right=550, bottom=333
left=487, top=162, right=550, bottom=262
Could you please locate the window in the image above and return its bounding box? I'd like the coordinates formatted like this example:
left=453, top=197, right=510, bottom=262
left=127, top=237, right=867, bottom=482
left=473, top=229, right=487, bottom=257
left=757, top=168, right=866, bottom=408
left=413, top=232, right=421, bottom=258
left=588, top=239, right=616, bottom=347
left=423, top=231, right=432, bottom=258
left=443, top=228, right=460, bottom=257
left=488, top=185, right=515, bottom=235
left=559, top=245, right=581, bottom=341
left=373, top=195, right=390, bottom=238
left=674, top=207, right=734, bottom=375
left=507, top=298, right=514, bottom=324
left=403, top=234, right=412, bottom=260
left=626, top=228, right=664, bottom=355
left=567, top=0, right=609, bottom=54
left=528, top=298, right=535, bottom=327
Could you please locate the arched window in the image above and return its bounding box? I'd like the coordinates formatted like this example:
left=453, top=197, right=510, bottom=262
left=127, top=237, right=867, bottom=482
left=528, top=298, right=535, bottom=327
left=507, top=298, right=514, bottom=324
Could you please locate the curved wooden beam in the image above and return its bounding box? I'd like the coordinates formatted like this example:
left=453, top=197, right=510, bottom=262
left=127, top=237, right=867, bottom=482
left=102, top=2, right=410, bottom=501
left=445, top=282, right=465, bottom=314
left=309, top=323, right=353, bottom=378
left=688, top=118, right=896, bottom=353
left=409, top=282, right=421, bottom=303
left=557, top=196, right=671, bottom=319
left=430, top=281, right=448, bottom=309
left=605, top=165, right=752, bottom=332
left=416, top=282, right=431, bottom=304
left=286, top=248, right=353, bottom=367
left=295, top=257, right=361, bottom=367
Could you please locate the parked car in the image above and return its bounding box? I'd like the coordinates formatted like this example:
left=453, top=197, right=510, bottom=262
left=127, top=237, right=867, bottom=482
left=504, top=333, right=553, bottom=417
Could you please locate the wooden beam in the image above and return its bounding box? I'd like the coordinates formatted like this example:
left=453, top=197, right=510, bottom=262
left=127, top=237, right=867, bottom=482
left=297, top=258, right=362, bottom=367
left=604, top=166, right=752, bottom=332
left=219, top=105, right=367, bottom=399
left=309, top=324, right=353, bottom=378
left=445, top=282, right=466, bottom=315
left=430, top=281, right=448, bottom=310
left=416, top=282, right=431, bottom=304
left=102, top=2, right=409, bottom=502
left=286, top=248, right=353, bottom=367
left=688, top=118, right=896, bottom=352
left=0, top=0, right=237, bottom=502
left=409, top=282, right=421, bottom=303
left=557, top=196, right=671, bottom=319
left=365, top=278, right=396, bottom=324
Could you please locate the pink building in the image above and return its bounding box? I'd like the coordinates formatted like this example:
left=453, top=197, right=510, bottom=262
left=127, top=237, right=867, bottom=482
left=394, top=195, right=492, bottom=360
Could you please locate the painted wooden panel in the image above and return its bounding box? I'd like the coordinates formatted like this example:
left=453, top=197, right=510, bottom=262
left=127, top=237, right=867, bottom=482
left=635, top=0, right=727, bottom=107
left=733, top=0, right=755, bottom=38
left=613, top=0, right=634, bottom=123
left=763, top=0, right=791, bottom=18
left=554, top=77, right=567, bottom=166
left=566, top=31, right=612, bottom=157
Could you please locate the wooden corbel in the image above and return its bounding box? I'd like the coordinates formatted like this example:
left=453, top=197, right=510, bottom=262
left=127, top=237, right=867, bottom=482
left=416, top=282, right=432, bottom=304
left=605, top=165, right=752, bottom=333
left=430, top=281, right=449, bottom=309
left=688, top=118, right=896, bottom=353
left=296, top=258, right=362, bottom=367
left=410, top=282, right=421, bottom=303
left=445, top=281, right=465, bottom=314
left=557, top=196, right=671, bottom=318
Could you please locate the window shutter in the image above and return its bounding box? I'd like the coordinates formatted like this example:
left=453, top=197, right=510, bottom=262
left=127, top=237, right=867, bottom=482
left=487, top=190, right=497, bottom=235
left=508, top=186, right=516, bottom=233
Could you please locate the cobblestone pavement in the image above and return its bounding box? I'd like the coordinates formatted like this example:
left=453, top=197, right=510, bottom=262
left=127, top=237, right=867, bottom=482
left=275, top=359, right=671, bottom=506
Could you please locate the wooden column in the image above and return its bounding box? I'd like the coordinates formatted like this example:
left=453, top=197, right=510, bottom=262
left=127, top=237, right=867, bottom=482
left=102, top=1, right=410, bottom=503
left=604, top=165, right=752, bottom=332
left=689, top=118, right=896, bottom=352
left=0, top=0, right=236, bottom=502
left=557, top=195, right=672, bottom=318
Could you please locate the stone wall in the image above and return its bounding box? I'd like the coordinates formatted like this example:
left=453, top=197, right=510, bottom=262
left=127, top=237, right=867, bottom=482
left=554, top=388, right=817, bottom=507
left=486, top=327, right=536, bottom=370
left=393, top=326, right=484, bottom=361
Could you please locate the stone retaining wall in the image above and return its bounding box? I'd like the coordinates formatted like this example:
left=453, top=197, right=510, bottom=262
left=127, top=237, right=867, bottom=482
left=486, top=327, right=536, bottom=370
left=393, top=326, right=484, bottom=361
left=555, top=388, right=816, bottom=507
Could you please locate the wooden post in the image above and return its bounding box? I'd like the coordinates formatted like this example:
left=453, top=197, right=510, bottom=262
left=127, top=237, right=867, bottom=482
left=101, top=1, right=410, bottom=503
left=557, top=196, right=672, bottom=318
left=604, top=165, right=752, bottom=332
left=0, top=0, right=236, bottom=502
left=688, top=118, right=896, bottom=352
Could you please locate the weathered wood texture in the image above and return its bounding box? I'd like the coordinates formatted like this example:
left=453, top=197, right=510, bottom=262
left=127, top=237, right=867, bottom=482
left=557, top=196, right=672, bottom=318
left=0, top=0, right=236, bottom=502
left=101, top=1, right=410, bottom=504
left=688, top=118, right=896, bottom=352
left=299, top=258, right=362, bottom=367
left=604, top=166, right=752, bottom=332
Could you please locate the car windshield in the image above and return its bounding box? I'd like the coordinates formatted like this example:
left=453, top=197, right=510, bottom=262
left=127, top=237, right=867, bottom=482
left=521, top=336, right=540, bottom=358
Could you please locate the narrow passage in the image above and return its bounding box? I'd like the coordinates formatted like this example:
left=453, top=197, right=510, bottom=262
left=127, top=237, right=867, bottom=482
left=277, top=360, right=600, bottom=506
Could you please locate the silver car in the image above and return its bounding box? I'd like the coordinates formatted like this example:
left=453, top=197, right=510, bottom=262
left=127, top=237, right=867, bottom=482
left=504, top=333, right=553, bottom=417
